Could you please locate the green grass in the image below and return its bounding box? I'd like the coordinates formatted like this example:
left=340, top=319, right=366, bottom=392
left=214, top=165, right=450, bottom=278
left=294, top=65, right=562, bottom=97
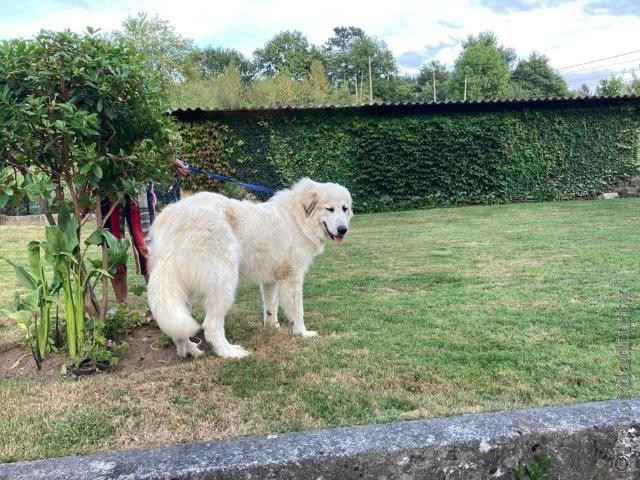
left=1, top=198, right=639, bottom=462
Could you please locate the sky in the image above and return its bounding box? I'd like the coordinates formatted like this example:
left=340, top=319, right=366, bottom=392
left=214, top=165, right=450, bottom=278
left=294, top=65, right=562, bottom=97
left=1, top=0, right=639, bottom=90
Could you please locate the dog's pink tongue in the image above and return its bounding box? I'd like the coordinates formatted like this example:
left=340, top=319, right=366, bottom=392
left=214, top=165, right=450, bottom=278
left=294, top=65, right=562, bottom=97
left=334, top=236, right=344, bottom=245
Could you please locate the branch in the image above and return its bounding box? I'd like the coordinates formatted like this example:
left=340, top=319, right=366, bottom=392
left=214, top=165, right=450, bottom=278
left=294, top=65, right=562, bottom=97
left=63, top=171, right=82, bottom=221
left=36, top=197, right=57, bottom=226
left=100, top=200, right=119, bottom=227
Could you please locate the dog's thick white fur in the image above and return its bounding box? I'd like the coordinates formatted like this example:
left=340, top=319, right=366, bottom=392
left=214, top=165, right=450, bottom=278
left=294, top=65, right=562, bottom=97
left=147, top=178, right=353, bottom=359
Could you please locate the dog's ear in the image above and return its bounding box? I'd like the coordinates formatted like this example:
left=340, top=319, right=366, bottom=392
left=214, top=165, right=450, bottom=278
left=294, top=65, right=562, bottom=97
left=303, top=192, right=318, bottom=217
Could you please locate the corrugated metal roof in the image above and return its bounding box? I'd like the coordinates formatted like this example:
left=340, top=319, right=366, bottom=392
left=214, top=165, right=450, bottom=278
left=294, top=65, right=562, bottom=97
left=170, top=94, right=640, bottom=120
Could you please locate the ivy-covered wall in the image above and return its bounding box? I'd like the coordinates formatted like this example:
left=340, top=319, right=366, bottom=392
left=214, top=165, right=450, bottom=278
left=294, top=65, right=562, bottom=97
left=175, top=101, right=640, bottom=212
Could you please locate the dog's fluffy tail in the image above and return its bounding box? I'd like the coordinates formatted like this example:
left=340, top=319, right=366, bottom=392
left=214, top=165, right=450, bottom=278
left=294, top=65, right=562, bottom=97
left=147, top=271, right=201, bottom=341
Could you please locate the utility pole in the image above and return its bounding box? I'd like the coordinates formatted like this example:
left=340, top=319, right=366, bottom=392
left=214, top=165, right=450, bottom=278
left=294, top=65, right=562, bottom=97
left=360, top=72, right=364, bottom=104
left=354, top=76, right=358, bottom=103
left=432, top=71, right=436, bottom=102
left=463, top=74, right=467, bottom=101
left=368, top=56, right=373, bottom=104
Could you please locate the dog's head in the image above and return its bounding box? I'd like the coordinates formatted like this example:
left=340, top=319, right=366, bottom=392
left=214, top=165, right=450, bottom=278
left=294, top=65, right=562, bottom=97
left=294, top=178, right=353, bottom=245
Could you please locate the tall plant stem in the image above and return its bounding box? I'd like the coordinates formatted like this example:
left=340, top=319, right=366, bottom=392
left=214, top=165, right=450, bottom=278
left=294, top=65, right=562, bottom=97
left=94, top=193, right=109, bottom=322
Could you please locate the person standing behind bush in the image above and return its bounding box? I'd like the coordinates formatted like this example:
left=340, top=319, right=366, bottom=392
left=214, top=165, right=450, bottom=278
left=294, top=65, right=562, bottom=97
left=102, top=159, right=189, bottom=303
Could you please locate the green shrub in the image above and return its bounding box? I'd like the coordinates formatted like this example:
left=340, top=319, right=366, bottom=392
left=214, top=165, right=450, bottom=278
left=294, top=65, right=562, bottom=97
left=175, top=103, right=639, bottom=212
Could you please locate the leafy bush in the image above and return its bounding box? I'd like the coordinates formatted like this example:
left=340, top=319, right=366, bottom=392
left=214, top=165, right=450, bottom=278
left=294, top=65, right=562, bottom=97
left=0, top=28, right=177, bottom=365
left=174, top=103, right=639, bottom=212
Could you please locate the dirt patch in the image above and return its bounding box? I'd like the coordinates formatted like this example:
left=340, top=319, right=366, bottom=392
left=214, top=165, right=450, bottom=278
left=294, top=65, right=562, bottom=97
left=0, top=324, right=202, bottom=381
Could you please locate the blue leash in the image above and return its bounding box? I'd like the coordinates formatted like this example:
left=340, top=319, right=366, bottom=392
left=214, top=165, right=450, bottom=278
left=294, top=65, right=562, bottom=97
left=186, top=165, right=276, bottom=195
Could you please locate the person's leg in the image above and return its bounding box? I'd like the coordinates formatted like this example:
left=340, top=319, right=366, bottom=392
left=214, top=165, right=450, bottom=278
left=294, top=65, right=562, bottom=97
left=102, top=198, right=128, bottom=303
left=124, top=195, right=150, bottom=281
left=146, top=184, right=156, bottom=225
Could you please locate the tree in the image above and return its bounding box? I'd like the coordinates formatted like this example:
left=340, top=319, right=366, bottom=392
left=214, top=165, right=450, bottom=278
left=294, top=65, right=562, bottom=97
left=324, top=26, right=366, bottom=54
left=301, top=60, right=332, bottom=104
left=629, top=74, right=640, bottom=95
left=511, top=52, right=569, bottom=98
left=213, top=64, right=244, bottom=108
left=417, top=60, right=451, bottom=101
left=574, top=83, right=591, bottom=96
left=462, top=32, right=517, bottom=70
left=253, top=31, right=322, bottom=80
left=448, top=42, right=512, bottom=101
left=323, top=26, right=366, bottom=84
left=382, top=76, right=419, bottom=102
left=323, top=26, right=397, bottom=101
left=0, top=29, right=177, bottom=357
left=596, top=75, right=628, bottom=96
left=246, top=73, right=301, bottom=107
left=110, top=12, right=194, bottom=87
left=192, top=47, right=254, bottom=83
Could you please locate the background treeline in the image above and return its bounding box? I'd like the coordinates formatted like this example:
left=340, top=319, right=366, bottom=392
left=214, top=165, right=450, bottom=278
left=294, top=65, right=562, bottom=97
left=109, top=13, right=640, bottom=110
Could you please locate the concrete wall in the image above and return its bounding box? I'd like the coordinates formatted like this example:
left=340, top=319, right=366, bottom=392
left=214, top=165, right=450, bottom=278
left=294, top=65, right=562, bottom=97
left=1, top=399, right=638, bottom=479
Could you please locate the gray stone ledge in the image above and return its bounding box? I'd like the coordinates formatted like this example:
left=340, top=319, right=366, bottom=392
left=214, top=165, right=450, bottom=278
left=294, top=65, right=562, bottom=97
left=1, top=399, right=639, bottom=479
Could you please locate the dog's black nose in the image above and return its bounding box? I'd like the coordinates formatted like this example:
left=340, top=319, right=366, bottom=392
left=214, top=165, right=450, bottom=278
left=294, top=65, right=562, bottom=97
left=337, top=225, right=348, bottom=235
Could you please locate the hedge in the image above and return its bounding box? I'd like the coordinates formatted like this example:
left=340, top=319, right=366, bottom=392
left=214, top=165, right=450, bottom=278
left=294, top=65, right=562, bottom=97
left=175, top=101, right=640, bottom=212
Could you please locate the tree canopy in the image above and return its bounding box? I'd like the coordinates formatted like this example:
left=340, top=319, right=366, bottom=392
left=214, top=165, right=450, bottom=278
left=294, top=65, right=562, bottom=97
left=110, top=12, right=194, bottom=87
left=192, top=47, right=255, bottom=83
left=511, top=52, right=569, bottom=98
left=323, top=26, right=397, bottom=99
left=0, top=28, right=176, bottom=219
left=449, top=41, right=512, bottom=100
left=253, top=30, right=323, bottom=79
left=418, top=60, right=451, bottom=101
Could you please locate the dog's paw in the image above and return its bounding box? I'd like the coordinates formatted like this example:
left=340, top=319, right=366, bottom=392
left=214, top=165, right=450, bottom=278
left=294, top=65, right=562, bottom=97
left=176, top=339, right=205, bottom=359
left=189, top=346, right=205, bottom=358
left=294, top=329, right=318, bottom=338
left=216, top=344, right=250, bottom=359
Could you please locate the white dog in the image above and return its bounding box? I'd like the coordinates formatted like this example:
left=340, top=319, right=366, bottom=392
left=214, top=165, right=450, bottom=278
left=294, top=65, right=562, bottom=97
left=147, top=178, right=353, bottom=359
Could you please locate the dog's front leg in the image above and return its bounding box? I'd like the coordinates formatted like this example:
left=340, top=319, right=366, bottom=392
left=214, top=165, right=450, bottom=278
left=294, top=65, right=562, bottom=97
left=260, top=282, right=280, bottom=327
left=280, top=276, right=317, bottom=338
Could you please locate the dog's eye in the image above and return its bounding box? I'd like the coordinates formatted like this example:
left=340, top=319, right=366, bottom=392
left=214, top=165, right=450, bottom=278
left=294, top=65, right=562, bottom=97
left=342, top=206, right=348, bottom=212
left=326, top=207, right=335, bottom=212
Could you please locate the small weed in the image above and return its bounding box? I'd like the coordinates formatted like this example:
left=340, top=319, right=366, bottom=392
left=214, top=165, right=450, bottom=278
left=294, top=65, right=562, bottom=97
left=157, top=332, right=172, bottom=348
left=167, top=393, right=190, bottom=406
left=511, top=453, right=555, bottom=480
left=129, top=283, right=146, bottom=297
left=104, top=304, right=150, bottom=338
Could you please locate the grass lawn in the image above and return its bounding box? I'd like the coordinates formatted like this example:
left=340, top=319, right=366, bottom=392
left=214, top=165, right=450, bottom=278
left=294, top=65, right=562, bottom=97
left=1, top=198, right=639, bottom=462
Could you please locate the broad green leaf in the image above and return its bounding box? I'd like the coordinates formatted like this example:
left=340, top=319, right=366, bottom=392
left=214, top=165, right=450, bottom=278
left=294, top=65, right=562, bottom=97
left=2, top=257, right=37, bottom=290
left=44, top=226, right=65, bottom=260
left=26, top=241, right=42, bottom=274
left=84, top=228, right=108, bottom=246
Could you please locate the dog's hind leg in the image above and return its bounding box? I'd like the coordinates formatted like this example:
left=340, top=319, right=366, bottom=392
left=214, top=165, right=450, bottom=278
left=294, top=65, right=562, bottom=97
left=202, top=273, right=249, bottom=359
left=260, top=282, right=280, bottom=327
left=148, top=282, right=204, bottom=358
